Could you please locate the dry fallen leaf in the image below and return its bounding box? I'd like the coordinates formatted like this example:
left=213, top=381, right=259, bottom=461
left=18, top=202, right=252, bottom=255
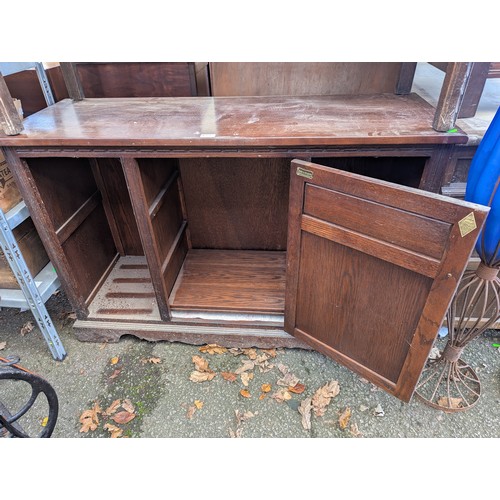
left=104, top=399, right=121, bottom=416
left=338, top=407, right=352, bottom=429
left=242, top=348, right=257, bottom=360
left=257, top=364, right=274, bottom=374
left=312, top=381, right=340, bottom=417
left=253, top=353, right=274, bottom=373
left=112, top=411, right=136, bottom=424
left=229, top=427, right=243, bottom=438
left=186, top=406, right=196, bottom=419
left=277, top=372, right=301, bottom=388
left=104, top=423, right=123, bottom=438
left=79, top=401, right=101, bottom=433
left=99, top=343, right=108, bottom=350
left=141, top=357, right=162, bottom=364
left=349, top=423, right=363, bottom=437
left=373, top=404, right=385, bottom=417
left=109, top=368, right=122, bottom=379
left=190, top=371, right=216, bottom=383
left=240, top=372, right=254, bottom=387
left=194, top=400, right=204, bottom=410
left=437, top=397, right=463, bottom=409
left=261, top=348, right=277, bottom=358
left=277, top=363, right=289, bottom=376
left=190, top=355, right=216, bottom=382
left=0, top=341, right=6, bottom=350
left=41, top=416, right=49, bottom=427
left=259, top=393, right=267, bottom=400
left=298, top=397, right=313, bottom=430
left=261, top=383, right=272, bottom=393
left=110, top=356, right=119, bottom=365
left=235, top=360, right=255, bottom=374
left=79, top=411, right=98, bottom=433
left=235, top=410, right=257, bottom=424
left=199, top=344, right=227, bottom=355
left=288, top=383, right=306, bottom=394
left=228, top=348, right=243, bottom=356
left=240, top=389, right=251, bottom=398
left=221, top=372, right=238, bottom=382
left=270, top=388, right=292, bottom=402
left=121, top=399, right=135, bottom=414
left=192, top=355, right=210, bottom=372
left=20, top=321, right=35, bottom=336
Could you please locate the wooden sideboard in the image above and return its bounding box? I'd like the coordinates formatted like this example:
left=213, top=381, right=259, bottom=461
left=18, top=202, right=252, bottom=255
left=0, top=93, right=488, bottom=402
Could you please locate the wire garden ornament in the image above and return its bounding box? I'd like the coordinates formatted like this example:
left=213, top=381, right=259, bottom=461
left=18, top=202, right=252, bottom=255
left=416, top=108, right=500, bottom=412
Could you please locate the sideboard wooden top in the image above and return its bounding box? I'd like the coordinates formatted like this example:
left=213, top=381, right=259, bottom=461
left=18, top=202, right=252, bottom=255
left=0, top=94, right=468, bottom=148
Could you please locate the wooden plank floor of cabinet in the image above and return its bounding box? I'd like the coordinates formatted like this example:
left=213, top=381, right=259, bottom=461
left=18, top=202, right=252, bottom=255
left=285, top=159, right=490, bottom=402
left=170, top=249, right=286, bottom=314
left=74, top=253, right=304, bottom=348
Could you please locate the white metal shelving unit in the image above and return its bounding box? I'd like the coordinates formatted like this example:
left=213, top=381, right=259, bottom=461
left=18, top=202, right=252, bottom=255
left=0, top=62, right=66, bottom=360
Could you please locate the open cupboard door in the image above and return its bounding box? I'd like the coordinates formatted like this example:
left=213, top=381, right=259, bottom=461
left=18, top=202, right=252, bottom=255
left=285, top=160, right=489, bottom=402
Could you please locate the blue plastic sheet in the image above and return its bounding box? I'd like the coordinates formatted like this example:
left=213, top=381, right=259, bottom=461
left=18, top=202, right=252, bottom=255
left=464, top=107, right=500, bottom=263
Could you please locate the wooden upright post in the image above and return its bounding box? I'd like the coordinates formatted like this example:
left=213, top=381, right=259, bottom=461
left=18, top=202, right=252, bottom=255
left=395, top=63, right=417, bottom=95
left=432, top=62, right=473, bottom=132
left=458, top=62, right=491, bottom=118
left=59, top=62, right=85, bottom=101
left=0, top=72, right=23, bottom=135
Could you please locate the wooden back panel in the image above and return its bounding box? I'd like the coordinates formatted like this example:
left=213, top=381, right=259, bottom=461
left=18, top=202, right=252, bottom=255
left=75, top=62, right=197, bottom=98
left=285, top=159, right=489, bottom=402
left=210, top=62, right=402, bottom=96
left=3, top=63, right=198, bottom=117
left=179, top=158, right=289, bottom=250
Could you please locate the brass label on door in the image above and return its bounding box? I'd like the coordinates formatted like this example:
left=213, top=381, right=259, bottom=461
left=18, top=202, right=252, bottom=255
left=458, top=212, right=477, bottom=237
left=296, top=167, right=313, bottom=179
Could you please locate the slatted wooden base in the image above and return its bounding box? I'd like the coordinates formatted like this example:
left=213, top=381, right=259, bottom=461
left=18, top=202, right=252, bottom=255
left=169, top=249, right=286, bottom=314
left=75, top=253, right=307, bottom=348
left=87, top=256, right=161, bottom=322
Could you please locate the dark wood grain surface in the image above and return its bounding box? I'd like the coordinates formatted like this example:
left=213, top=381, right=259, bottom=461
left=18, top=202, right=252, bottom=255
left=179, top=158, right=289, bottom=250
left=0, top=94, right=467, bottom=147
left=121, top=157, right=175, bottom=320
left=91, top=158, right=143, bottom=255
left=61, top=203, right=117, bottom=303
left=295, top=232, right=432, bottom=383
left=286, top=159, right=489, bottom=401
left=24, top=156, right=118, bottom=305
left=210, top=62, right=403, bottom=96
left=75, top=62, right=197, bottom=98
left=170, top=249, right=286, bottom=314
left=25, top=157, right=98, bottom=229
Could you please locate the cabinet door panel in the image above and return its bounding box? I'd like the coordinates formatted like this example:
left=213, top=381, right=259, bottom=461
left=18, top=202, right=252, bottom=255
left=285, top=160, right=489, bottom=401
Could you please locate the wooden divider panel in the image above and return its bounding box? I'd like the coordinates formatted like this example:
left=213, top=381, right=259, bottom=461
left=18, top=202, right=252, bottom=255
left=121, top=158, right=188, bottom=320
left=285, top=159, right=489, bottom=402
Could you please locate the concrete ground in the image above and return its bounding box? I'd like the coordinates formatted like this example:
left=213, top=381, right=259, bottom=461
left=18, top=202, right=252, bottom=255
left=1, top=290, right=499, bottom=440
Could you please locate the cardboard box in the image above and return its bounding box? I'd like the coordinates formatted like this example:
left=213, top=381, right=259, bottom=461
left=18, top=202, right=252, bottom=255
left=0, top=149, right=23, bottom=213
